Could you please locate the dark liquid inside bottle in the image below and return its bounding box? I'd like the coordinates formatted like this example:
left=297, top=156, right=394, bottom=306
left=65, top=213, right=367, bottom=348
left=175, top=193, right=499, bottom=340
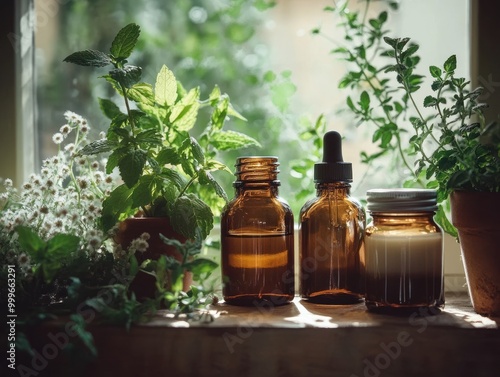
left=299, top=184, right=365, bottom=304
left=222, top=232, right=294, bottom=306
left=221, top=156, right=295, bottom=306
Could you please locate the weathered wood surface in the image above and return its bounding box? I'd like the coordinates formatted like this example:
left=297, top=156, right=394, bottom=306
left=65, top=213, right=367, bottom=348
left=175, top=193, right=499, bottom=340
left=27, top=292, right=500, bottom=377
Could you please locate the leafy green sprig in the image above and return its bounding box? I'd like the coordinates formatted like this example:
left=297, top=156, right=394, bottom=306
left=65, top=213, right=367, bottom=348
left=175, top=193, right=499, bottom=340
left=64, top=23, right=260, bottom=240
left=316, top=1, right=500, bottom=235
left=384, top=36, right=500, bottom=199
left=315, top=1, right=420, bottom=182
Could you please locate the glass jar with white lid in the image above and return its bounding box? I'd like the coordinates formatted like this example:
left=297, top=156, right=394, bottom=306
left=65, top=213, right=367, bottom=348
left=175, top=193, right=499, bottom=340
left=364, top=188, right=444, bottom=313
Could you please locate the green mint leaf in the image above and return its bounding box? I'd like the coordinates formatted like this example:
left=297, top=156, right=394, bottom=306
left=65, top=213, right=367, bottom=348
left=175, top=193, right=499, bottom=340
left=155, top=65, right=178, bottom=106
left=444, top=55, right=457, bottom=73
left=109, top=66, right=142, bottom=89
left=135, top=129, right=162, bottom=146
left=169, top=87, right=200, bottom=131
left=15, top=226, right=45, bottom=261
left=47, top=234, right=80, bottom=259
left=156, top=147, right=181, bottom=166
left=208, top=85, right=222, bottom=104
left=199, top=170, right=228, bottom=202
left=190, top=137, right=205, bottom=165
left=63, top=49, right=112, bottom=67
left=131, top=175, right=160, bottom=208
left=110, top=23, right=141, bottom=60
left=204, top=159, right=232, bottom=174
left=161, top=168, right=187, bottom=190
left=106, top=148, right=124, bottom=174
left=80, top=139, right=117, bottom=156
left=98, top=98, right=123, bottom=120
left=119, top=149, right=147, bottom=188
left=429, top=66, right=442, bottom=79
left=101, top=184, right=134, bottom=231
left=171, top=194, right=213, bottom=239
left=210, top=96, right=229, bottom=130
left=209, top=130, right=261, bottom=151
left=127, top=82, right=154, bottom=106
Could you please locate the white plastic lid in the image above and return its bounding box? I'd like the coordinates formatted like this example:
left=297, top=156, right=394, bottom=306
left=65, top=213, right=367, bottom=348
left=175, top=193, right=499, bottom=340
left=366, top=188, right=438, bottom=212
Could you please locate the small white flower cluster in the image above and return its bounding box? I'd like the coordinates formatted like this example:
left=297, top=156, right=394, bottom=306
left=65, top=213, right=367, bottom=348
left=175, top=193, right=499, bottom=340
left=0, top=112, right=117, bottom=269
left=113, top=232, right=150, bottom=260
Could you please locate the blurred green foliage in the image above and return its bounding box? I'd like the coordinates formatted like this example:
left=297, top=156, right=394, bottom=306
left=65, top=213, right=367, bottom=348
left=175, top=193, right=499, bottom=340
left=37, top=0, right=307, bottom=212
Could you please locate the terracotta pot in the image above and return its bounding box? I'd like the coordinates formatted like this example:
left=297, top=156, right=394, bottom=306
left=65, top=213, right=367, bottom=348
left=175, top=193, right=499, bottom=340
left=115, top=217, right=191, bottom=300
left=450, top=191, right=500, bottom=316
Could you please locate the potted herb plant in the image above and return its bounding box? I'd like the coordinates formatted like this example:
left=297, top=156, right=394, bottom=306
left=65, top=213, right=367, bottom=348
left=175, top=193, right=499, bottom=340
left=63, top=23, right=260, bottom=299
left=319, top=2, right=500, bottom=316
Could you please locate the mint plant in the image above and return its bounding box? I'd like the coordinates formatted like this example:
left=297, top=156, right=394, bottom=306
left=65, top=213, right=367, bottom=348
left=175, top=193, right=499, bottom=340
left=64, top=23, right=259, bottom=240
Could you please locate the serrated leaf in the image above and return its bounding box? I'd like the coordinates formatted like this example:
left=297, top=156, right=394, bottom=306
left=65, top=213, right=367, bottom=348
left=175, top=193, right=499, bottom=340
left=98, top=98, right=123, bottom=120
left=157, top=147, right=181, bottom=166
left=423, top=96, right=437, bottom=108
left=171, top=194, right=213, bottom=239
left=209, top=130, right=261, bottom=151
left=208, top=85, right=221, bottom=105
left=200, top=170, right=228, bottom=202
left=80, top=139, right=117, bottom=156
left=63, top=49, right=112, bottom=67
left=169, top=87, right=200, bottom=131
left=131, top=175, right=160, bottom=208
left=119, top=149, right=147, bottom=188
left=135, top=129, right=162, bottom=145
left=155, top=65, right=178, bottom=106
left=106, top=147, right=127, bottom=174
left=429, top=66, right=442, bottom=79
left=190, top=137, right=205, bottom=165
left=127, top=82, right=154, bottom=106
left=109, top=66, right=142, bottom=89
left=444, top=55, right=457, bottom=73
left=161, top=168, right=187, bottom=190
left=101, top=185, right=135, bottom=231
left=110, top=23, right=140, bottom=60
left=205, top=159, right=232, bottom=174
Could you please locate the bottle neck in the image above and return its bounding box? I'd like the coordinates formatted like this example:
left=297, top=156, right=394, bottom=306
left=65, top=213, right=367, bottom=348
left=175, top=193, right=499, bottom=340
left=233, top=156, right=280, bottom=197
left=235, top=182, right=279, bottom=197
left=315, top=181, right=351, bottom=196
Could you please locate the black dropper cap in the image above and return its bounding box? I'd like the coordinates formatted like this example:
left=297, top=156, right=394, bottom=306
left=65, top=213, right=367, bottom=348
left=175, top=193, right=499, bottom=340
left=314, top=131, right=352, bottom=183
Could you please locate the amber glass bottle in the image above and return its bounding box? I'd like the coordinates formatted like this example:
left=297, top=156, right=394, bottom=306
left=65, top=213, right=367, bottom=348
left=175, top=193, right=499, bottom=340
left=364, top=189, right=444, bottom=313
left=221, top=156, right=294, bottom=306
left=300, top=131, right=365, bottom=304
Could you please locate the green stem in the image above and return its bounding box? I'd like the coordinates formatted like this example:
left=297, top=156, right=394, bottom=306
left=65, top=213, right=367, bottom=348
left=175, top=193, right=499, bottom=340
left=177, top=172, right=199, bottom=198
left=120, top=83, right=136, bottom=134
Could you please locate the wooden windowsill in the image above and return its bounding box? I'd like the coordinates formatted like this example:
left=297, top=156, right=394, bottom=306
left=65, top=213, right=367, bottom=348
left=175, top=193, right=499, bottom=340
left=28, top=291, right=500, bottom=377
